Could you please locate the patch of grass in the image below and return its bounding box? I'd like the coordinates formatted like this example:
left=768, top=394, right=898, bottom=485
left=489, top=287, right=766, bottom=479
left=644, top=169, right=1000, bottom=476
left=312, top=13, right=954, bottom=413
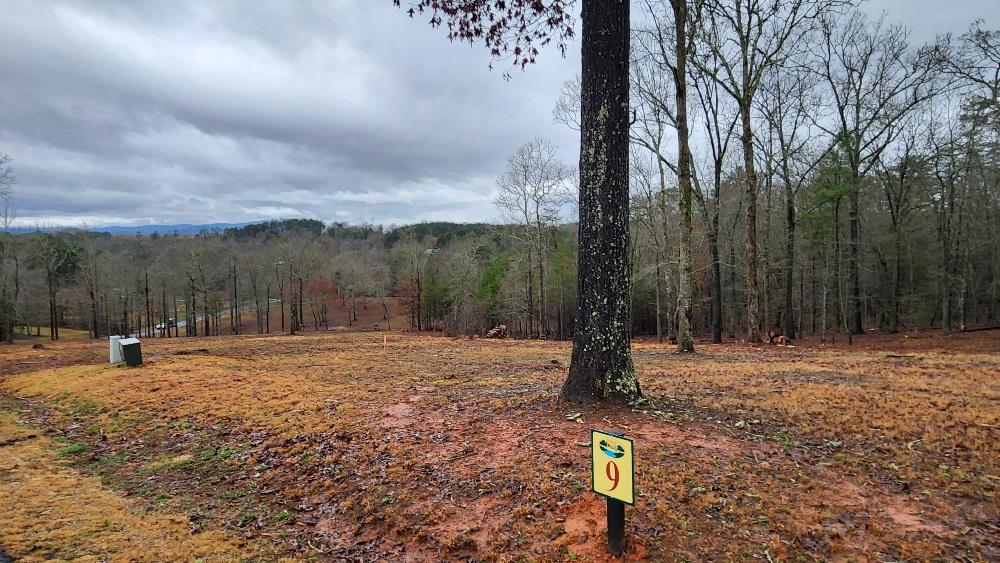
left=105, top=413, right=144, bottom=434
left=70, top=397, right=100, bottom=415
left=134, top=483, right=156, bottom=498
left=204, top=445, right=246, bottom=462
left=215, top=489, right=246, bottom=501
left=143, top=454, right=194, bottom=473
left=20, top=326, right=92, bottom=340
left=236, top=509, right=256, bottom=527
left=55, top=443, right=86, bottom=457
left=0, top=412, right=264, bottom=560
left=98, top=451, right=129, bottom=466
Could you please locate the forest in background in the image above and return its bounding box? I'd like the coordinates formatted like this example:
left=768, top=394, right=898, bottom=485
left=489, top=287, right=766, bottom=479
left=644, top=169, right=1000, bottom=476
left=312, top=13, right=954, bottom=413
left=0, top=5, right=997, bottom=345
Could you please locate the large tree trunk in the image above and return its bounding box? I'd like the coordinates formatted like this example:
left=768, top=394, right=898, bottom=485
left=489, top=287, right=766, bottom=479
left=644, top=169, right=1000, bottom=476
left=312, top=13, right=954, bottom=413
left=811, top=248, right=817, bottom=335
left=783, top=181, right=796, bottom=340
left=654, top=255, right=663, bottom=344
left=537, top=227, right=547, bottom=338
left=762, top=156, right=773, bottom=333
left=526, top=244, right=534, bottom=337
left=834, top=198, right=844, bottom=342
left=562, top=0, right=638, bottom=404
left=941, top=229, right=952, bottom=335
left=739, top=103, right=761, bottom=343
left=673, top=0, right=694, bottom=353
left=657, top=184, right=670, bottom=341
left=848, top=175, right=863, bottom=335
left=820, top=242, right=830, bottom=343
left=708, top=179, right=722, bottom=343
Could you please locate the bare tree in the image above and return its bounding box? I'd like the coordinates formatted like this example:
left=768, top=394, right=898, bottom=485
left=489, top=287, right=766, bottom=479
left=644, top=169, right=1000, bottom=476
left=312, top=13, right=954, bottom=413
left=0, top=155, right=12, bottom=201
left=553, top=75, right=581, bottom=132
left=631, top=154, right=670, bottom=344
left=0, top=155, right=17, bottom=342
left=495, top=138, right=571, bottom=338
left=34, top=233, right=78, bottom=340
left=649, top=0, right=699, bottom=352
left=926, top=93, right=984, bottom=334
left=942, top=21, right=1000, bottom=112
left=812, top=10, right=944, bottom=334
left=691, top=45, right=738, bottom=343
left=391, top=230, right=436, bottom=331
left=242, top=246, right=269, bottom=334
left=695, top=0, right=843, bottom=343
left=632, top=1, right=686, bottom=349
left=371, top=259, right=393, bottom=330
left=758, top=62, right=829, bottom=339
left=874, top=117, right=928, bottom=333
left=937, top=22, right=1000, bottom=330
left=77, top=238, right=105, bottom=339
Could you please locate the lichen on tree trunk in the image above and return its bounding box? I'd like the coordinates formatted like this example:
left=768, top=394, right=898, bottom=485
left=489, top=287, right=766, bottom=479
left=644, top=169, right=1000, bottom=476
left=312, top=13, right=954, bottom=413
left=672, top=0, right=695, bottom=353
left=561, top=0, right=639, bottom=405
left=740, top=103, right=762, bottom=344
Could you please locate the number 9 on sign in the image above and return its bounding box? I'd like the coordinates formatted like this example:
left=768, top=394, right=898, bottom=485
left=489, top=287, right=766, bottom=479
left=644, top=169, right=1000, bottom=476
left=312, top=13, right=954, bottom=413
left=605, top=460, right=620, bottom=490
left=591, top=429, right=634, bottom=505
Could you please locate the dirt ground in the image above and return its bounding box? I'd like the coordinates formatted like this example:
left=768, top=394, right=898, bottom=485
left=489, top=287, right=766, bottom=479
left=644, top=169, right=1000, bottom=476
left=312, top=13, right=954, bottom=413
left=0, top=330, right=997, bottom=561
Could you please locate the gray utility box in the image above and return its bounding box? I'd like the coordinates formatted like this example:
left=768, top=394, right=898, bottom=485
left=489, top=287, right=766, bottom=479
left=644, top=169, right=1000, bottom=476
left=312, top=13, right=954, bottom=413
left=119, top=337, right=142, bottom=367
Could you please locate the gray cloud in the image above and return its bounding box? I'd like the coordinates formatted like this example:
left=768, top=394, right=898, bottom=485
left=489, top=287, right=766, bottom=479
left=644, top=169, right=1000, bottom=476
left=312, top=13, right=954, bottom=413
left=1, top=0, right=579, bottom=227
left=0, top=0, right=993, bottom=228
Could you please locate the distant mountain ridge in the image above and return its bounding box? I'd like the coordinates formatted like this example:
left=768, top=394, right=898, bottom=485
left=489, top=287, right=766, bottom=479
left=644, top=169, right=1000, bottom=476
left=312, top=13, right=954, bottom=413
left=10, top=222, right=255, bottom=235
left=8, top=220, right=515, bottom=237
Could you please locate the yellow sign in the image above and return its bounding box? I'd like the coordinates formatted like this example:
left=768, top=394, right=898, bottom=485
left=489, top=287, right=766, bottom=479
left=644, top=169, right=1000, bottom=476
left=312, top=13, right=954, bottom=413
left=591, top=429, right=634, bottom=505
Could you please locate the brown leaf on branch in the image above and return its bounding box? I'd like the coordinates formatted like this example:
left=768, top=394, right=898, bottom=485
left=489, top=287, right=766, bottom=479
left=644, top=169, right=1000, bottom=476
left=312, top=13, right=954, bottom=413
left=392, top=0, right=576, bottom=69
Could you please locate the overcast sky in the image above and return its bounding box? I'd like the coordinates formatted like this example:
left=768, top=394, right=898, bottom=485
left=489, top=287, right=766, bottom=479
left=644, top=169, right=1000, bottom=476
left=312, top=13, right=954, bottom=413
left=0, top=0, right=994, bottom=228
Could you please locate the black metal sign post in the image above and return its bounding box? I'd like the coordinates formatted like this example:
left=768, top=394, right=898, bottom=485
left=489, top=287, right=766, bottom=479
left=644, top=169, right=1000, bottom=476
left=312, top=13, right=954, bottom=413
left=607, top=496, right=625, bottom=555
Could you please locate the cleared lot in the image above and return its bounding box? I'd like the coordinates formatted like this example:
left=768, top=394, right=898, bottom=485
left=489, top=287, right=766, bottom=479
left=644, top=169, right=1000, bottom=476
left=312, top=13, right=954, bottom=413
left=1, top=331, right=997, bottom=561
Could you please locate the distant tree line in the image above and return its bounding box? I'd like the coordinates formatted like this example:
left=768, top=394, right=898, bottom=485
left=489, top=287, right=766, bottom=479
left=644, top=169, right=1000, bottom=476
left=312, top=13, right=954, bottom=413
left=0, top=215, right=573, bottom=341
